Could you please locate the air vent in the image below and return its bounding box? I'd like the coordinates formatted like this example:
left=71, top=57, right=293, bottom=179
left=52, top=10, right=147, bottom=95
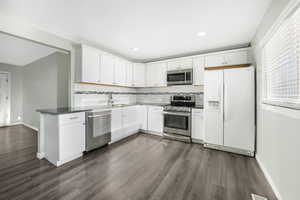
left=251, top=194, right=268, bottom=200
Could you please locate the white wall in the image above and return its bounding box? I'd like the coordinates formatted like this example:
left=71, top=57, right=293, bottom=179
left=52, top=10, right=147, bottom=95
left=0, top=63, right=23, bottom=123
left=252, top=0, right=300, bottom=200
left=22, top=52, right=69, bottom=128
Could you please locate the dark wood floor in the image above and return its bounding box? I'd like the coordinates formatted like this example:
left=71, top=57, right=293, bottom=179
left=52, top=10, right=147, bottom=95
left=0, top=125, right=276, bottom=200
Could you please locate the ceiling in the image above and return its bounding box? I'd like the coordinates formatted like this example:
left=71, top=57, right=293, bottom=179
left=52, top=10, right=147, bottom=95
left=0, top=33, right=60, bottom=66
left=0, top=0, right=272, bottom=62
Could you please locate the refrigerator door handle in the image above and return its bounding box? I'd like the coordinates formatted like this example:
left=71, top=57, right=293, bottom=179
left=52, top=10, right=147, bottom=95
left=224, top=83, right=228, bottom=121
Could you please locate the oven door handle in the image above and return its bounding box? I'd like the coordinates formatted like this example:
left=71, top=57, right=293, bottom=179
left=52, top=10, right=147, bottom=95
left=163, top=111, right=190, bottom=117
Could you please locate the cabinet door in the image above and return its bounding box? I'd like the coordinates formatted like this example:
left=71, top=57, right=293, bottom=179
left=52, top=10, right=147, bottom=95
left=100, top=54, right=115, bottom=84
left=224, top=51, right=248, bottom=66
left=147, top=63, right=167, bottom=87
left=123, top=106, right=138, bottom=128
left=59, top=123, right=85, bottom=161
left=193, top=57, right=204, bottom=86
left=147, top=106, right=163, bottom=134
left=137, top=105, right=148, bottom=130
left=114, top=58, right=126, bottom=86
left=205, top=54, right=226, bottom=67
left=192, top=109, right=204, bottom=141
left=81, top=45, right=100, bottom=83
left=204, top=70, right=224, bottom=146
left=111, top=108, right=123, bottom=132
left=133, top=63, right=146, bottom=87
left=126, top=62, right=133, bottom=87
left=167, top=60, right=181, bottom=71
left=180, top=58, right=193, bottom=69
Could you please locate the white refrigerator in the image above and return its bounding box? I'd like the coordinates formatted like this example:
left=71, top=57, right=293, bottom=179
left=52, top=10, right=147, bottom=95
left=204, top=66, right=255, bottom=156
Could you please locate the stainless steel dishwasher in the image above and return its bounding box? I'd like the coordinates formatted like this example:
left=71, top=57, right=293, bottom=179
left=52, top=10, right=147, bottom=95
left=86, top=110, right=111, bottom=151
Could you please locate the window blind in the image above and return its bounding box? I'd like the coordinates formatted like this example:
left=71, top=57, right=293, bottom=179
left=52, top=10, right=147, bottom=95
left=263, top=5, right=300, bottom=106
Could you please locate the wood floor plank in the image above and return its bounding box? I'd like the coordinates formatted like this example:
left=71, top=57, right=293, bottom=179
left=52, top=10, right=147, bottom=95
left=0, top=126, right=277, bottom=200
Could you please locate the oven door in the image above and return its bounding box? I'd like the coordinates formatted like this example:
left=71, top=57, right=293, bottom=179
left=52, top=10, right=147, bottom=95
left=163, top=111, right=191, bottom=136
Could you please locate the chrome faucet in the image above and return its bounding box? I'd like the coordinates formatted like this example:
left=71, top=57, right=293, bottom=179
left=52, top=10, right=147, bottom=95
left=108, top=93, right=114, bottom=106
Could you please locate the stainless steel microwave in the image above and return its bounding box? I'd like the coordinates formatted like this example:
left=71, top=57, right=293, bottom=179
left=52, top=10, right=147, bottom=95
left=167, top=69, right=193, bottom=86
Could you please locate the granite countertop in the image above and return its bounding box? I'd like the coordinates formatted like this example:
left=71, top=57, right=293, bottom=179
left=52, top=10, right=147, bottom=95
left=37, top=103, right=169, bottom=115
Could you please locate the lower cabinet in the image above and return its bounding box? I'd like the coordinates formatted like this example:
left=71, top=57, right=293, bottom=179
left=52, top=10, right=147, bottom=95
left=147, top=106, right=164, bottom=135
left=111, top=106, right=140, bottom=143
left=191, top=109, right=204, bottom=143
left=44, top=112, right=86, bottom=167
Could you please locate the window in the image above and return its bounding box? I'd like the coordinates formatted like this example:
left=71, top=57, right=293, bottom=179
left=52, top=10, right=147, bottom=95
left=263, top=5, right=300, bottom=108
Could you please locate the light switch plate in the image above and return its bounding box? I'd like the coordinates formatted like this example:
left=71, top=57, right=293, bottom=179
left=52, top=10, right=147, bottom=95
left=251, top=194, right=268, bottom=200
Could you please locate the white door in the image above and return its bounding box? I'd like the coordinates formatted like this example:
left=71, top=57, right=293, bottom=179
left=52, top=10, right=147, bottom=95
left=223, top=67, right=255, bottom=151
left=0, top=73, right=9, bottom=125
left=137, top=105, right=148, bottom=130
left=204, top=70, right=224, bottom=146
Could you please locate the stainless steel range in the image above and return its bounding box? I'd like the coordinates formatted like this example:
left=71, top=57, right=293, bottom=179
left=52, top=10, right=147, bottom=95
left=163, top=95, right=195, bottom=142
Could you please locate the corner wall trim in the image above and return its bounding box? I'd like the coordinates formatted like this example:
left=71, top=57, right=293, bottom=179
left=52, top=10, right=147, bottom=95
left=256, top=155, right=282, bottom=200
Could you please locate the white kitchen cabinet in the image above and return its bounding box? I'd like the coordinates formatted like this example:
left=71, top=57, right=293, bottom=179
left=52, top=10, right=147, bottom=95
left=167, top=58, right=193, bottom=71
left=114, top=58, right=127, bottom=86
left=111, top=108, right=123, bottom=132
left=133, top=63, right=146, bottom=87
left=76, top=45, right=100, bottom=83
left=146, top=62, right=167, bottom=87
left=100, top=54, right=115, bottom=84
left=43, top=112, right=86, bottom=167
left=147, top=106, right=163, bottom=134
left=205, top=50, right=249, bottom=67
left=123, top=106, right=138, bottom=128
left=192, top=109, right=204, bottom=143
left=137, top=105, right=148, bottom=130
left=193, top=56, right=205, bottom=86
left=126, top=62, right=133, bottom=87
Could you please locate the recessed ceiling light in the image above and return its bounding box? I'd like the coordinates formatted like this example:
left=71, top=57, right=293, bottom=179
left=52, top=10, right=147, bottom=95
left=132, top=47, right=139, bottom=51
left=197, top=32, right=207, bottom=37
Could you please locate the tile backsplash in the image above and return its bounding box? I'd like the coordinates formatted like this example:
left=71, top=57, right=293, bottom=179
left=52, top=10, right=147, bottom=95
left=73, top=83, right=203, bottom=107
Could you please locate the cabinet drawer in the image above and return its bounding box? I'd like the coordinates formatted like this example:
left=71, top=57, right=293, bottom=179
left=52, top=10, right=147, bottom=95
left=59, top=112, right=86, bottom=125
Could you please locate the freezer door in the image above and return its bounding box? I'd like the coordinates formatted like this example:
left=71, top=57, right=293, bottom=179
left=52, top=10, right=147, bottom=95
left=223, top=67, right=255, bottom=151
left=204, top=70, right=224, bottom=146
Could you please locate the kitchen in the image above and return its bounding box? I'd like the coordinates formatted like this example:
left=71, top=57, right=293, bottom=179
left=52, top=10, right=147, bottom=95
left=1, top=0, right=299, bottom=200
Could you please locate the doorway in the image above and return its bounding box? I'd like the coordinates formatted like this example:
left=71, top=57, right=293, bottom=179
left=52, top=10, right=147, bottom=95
left=0, top=72, right=10, bottom=125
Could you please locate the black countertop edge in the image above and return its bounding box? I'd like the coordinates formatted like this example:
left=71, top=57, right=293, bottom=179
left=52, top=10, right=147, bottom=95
left=37, top=103, right=170, bottom=115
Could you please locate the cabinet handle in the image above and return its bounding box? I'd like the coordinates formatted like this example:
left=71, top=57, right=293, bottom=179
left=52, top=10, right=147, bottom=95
left=69, top=117, right=79, bottom=120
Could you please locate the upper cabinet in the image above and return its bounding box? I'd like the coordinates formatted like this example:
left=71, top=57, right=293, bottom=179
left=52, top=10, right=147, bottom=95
left=114, top=58, right=127, bottom=86
left=76, top=44, right=251, bottom=87
left=133, top=63, right=146, bottom=87
left=100, top=53, right=115, bottom=85
left=205, top=50, right=249, bottom=68
left=146, top=62, right=167, bottom=87
left=167, top=58, right=193, bottom=71
left=76, top=45, right=100, bottom=83
left=193, top=56, right=205, bottom=86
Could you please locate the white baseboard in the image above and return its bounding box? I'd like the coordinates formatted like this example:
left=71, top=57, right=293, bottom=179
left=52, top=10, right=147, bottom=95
left=256, top=155, right=282, bottom=200
left=0, top=121, right=38, bottom=132
left=22, top=122, right=38, bottom=131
